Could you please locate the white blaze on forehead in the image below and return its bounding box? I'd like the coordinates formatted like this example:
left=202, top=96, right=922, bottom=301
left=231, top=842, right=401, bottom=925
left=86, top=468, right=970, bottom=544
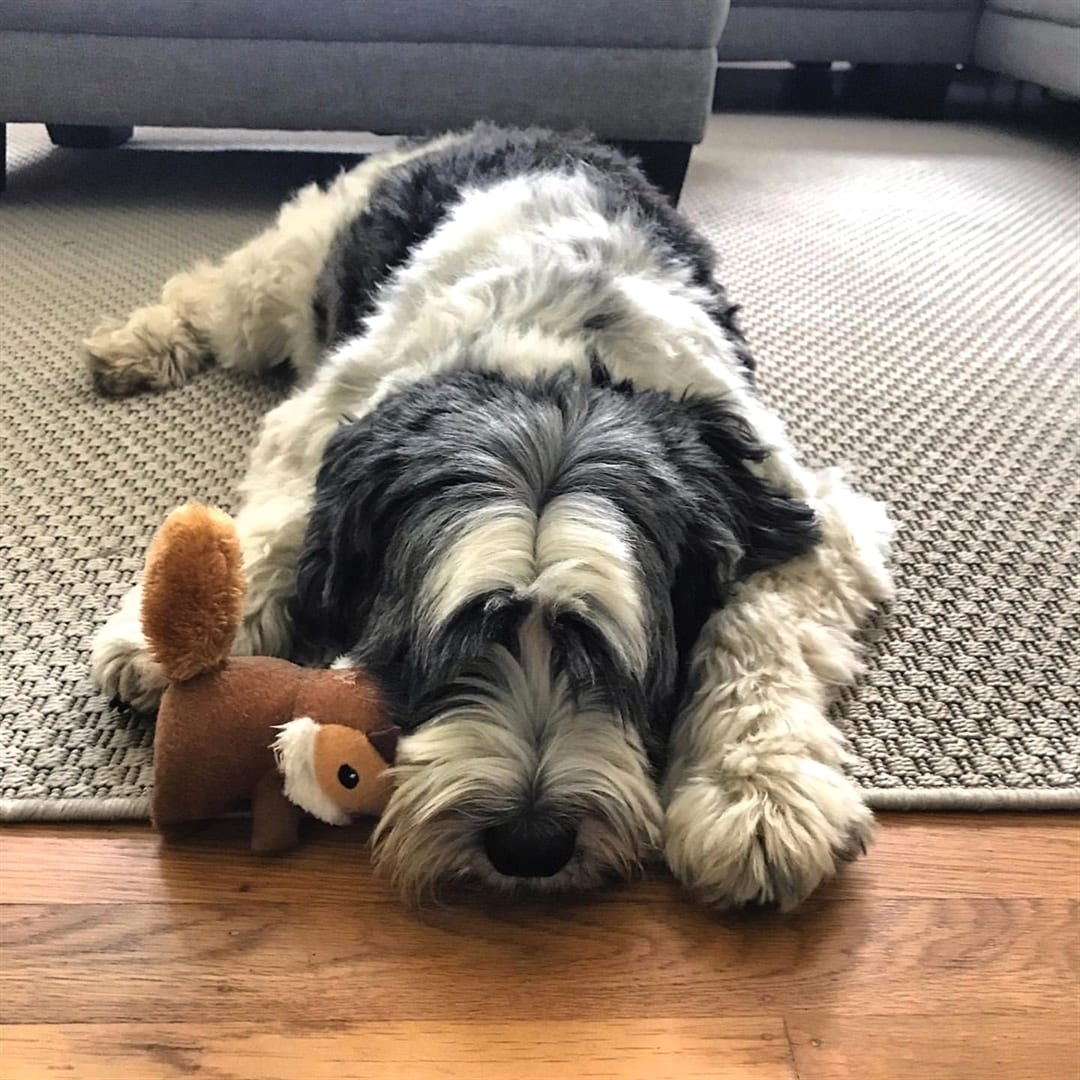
left=271, top=717, right=349, bottom=826
left=422, top=494, right=647, bottom=676
left=424, top=503, right=538, bottom=625
left=529, top=495, right=647, bottom=675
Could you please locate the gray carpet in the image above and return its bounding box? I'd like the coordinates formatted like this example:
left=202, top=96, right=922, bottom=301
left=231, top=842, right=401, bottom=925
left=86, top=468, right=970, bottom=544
left=1, top=116, right=1077, bottom=819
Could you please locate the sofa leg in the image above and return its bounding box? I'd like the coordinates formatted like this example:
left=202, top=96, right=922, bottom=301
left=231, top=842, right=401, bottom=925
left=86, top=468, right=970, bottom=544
left=617, top=140, right=693, bottom=205
left=845, top=64, right=954, bottom=120
left=785, top=62, right=834, bottom=112
left=1, top=123, right=6, bottom=193
left=46, top=124, right=134, bottom=149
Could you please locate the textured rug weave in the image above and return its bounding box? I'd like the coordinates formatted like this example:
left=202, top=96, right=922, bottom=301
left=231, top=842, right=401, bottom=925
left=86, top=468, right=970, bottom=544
left=1, top=116, right=1077, bottom=819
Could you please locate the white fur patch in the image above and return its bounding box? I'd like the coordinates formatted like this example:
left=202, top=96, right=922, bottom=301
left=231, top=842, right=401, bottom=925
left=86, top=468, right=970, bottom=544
left=531, top=495, right=647, bottom=674
left=271, top=717, right=349, bottom=826
left=425, top=504, right=537, bottom=625
left=423, top=495, right=647, bottom=675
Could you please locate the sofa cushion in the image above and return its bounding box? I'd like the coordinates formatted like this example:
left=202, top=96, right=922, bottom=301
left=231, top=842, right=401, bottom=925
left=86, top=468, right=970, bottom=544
left=0, top=0, right=727, bottom=49
left=732, top=0, right=979, bottom=10
left=983, top=0, right=1080, bottom=27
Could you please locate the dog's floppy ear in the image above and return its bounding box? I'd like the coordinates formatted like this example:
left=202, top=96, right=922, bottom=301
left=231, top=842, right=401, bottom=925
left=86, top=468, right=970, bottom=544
left=679, top=395, right=821, bottom=579
left=290, top=417, right=391, bottom=664
left=667, top=395, right=821, bottom=684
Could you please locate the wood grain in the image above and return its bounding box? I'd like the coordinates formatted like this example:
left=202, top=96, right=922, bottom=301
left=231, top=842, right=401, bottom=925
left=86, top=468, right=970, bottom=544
left=0, top=814, right=1077, bottom=1079
left=3, top=813, right=1075, bottom=905
left=788, top=1012, right=1080, bottom=1080
left=2, top=896, right=1076, bottom=1024
left=1, top=1019, right=796, bottom=1080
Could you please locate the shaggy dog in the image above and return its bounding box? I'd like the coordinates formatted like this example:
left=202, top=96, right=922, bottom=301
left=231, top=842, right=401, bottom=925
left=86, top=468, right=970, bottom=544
left=88, top=125, right=892, bottom=907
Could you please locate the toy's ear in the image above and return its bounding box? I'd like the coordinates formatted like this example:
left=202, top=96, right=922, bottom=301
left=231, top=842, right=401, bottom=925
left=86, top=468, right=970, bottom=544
left=367, top=724, right=400, bottom=765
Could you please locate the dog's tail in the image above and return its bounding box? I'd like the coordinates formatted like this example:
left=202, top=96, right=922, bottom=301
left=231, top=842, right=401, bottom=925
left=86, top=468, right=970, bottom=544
left=141, top=504, right=245, bottom=682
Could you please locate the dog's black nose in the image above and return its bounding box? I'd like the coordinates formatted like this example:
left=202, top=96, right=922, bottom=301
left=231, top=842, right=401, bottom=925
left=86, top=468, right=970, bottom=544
left=483, top=819, right=578, bottom=878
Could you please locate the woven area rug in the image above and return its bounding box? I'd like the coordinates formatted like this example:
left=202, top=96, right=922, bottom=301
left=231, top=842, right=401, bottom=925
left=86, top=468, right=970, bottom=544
left=1, top=116, right=1077, bottom=820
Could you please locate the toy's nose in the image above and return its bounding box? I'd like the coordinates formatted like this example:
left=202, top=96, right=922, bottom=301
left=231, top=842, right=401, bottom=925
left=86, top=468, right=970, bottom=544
left=483, top=818, right=578, bottom=878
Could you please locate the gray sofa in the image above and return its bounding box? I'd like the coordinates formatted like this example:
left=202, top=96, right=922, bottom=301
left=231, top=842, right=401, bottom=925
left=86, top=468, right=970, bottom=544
left=0, top=0, right=730, bottom=200
left=974, top=0, right=1080, bottom=95
left=2, top=0, right=1076, bottom=196
left=722, top=0, right=983, bottom=66
left=720, top=0, right=1080, bottom=109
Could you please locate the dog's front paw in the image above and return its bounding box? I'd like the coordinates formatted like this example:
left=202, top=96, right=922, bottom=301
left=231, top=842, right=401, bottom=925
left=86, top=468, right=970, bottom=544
left=83, top=306, right=208, bottom=397
left=90, top=605, right=167, bottom=713
left=663, top=746, right=873, bottom=910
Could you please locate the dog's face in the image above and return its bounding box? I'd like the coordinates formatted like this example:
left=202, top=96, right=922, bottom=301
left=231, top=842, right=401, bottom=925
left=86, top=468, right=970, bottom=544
left=291, top=368, right=818, bottom=898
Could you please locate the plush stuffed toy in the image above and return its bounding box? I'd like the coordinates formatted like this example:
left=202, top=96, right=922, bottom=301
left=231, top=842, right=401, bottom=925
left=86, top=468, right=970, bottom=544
left=142, top=504, right=399, bottom=852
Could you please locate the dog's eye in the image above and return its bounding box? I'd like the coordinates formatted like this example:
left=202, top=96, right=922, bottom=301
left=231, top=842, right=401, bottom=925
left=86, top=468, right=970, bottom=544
left=337, top=764, right=359, bottom=789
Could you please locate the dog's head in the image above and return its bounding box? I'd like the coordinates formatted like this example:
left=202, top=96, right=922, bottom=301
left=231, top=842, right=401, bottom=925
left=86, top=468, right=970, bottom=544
left=291, top=368, right=818, bottom=898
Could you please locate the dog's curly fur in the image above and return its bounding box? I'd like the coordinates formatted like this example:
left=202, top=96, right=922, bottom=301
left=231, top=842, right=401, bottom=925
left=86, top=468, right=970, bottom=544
left=88, top=124, right=892, bottom=908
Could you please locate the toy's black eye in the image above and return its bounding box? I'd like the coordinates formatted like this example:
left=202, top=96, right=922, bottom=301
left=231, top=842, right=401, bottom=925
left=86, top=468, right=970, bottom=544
left=337, top=764, right=359, bottom=789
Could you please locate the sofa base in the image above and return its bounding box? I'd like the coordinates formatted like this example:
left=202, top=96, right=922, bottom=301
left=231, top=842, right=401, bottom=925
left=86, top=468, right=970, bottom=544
left=46, top=124, right=133, bottom=149
left=844, top=63, right=956, bottom=119
left=616, top=140, right=693, bottom=204
left=0, top=32, right=716, bottom=144
left=719, top=8, right=980, bottom=64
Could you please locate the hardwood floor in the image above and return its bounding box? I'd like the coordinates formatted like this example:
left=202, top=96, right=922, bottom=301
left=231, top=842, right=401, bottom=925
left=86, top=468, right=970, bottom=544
left=1, top=813, right=1077, bottom=1079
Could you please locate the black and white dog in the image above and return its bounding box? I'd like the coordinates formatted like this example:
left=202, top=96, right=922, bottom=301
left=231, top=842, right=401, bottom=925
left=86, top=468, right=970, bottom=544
left=89, top=126, right=892, bottom=907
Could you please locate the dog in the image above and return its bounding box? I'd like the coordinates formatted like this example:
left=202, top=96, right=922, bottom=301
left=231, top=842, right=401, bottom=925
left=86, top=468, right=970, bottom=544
left=88, top=124, right=893, bottom=908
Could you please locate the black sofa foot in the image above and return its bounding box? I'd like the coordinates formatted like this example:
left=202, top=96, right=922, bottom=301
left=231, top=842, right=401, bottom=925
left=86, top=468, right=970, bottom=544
left=617, top=140, right=693, bottom=205
left=46, top=124, right=134, bottom=149
left=1, top=123, right=6, bottom=193
left=844, top=64, right=954, bottom=120
left=785, top=62, right=835, bottom=111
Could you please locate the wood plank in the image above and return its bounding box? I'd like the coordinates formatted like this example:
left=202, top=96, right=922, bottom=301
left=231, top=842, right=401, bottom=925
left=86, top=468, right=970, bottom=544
left=1, top=897, right=1074, bottom=1024
left=0, top=820, right=397, bottom=906
left=2, top=813, right=1077, bottom=906
left=0, top=1019, right=796, bottom=1080
left=787, top=1012, right=1080, bottom=1080
left=1, top=815, right=1077, bottom=1078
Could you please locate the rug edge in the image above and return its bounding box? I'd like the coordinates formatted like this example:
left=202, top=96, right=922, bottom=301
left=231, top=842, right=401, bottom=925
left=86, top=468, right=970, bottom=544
left=0, top=796, right=152, bottom=822
left=2, top=787, right=1078, bottom=823
left=864, top=787, right=1080, bottom=811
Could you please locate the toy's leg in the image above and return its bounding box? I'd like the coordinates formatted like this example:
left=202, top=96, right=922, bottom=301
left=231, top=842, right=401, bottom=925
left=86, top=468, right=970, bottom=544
left=83, top=139, right=448, bottom=396
left=250, top=769, right=303, bottom=853
left=662, top=468, right=893, bottom=909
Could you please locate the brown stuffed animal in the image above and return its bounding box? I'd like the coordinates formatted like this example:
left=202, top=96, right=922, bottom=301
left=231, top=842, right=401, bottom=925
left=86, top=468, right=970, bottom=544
left=142, top=504, right=399, bottom=852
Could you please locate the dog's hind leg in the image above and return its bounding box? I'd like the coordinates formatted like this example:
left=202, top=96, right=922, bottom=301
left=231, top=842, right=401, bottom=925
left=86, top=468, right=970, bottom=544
left=662, top=468, right=893, bottom=910
left=83, top=143, right=435, bottom=397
